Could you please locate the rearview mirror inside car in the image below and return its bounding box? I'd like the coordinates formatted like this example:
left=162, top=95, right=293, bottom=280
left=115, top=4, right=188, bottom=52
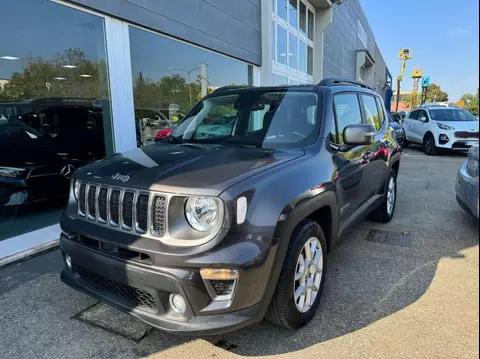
left=343, top=124, right=375, bottom=145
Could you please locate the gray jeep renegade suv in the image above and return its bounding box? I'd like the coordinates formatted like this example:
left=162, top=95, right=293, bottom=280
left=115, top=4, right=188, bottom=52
left=60, top=78, right=401, bottom=335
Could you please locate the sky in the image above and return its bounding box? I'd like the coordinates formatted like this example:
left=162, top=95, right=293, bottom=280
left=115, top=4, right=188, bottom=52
left=361, top=0, right=479, bottom=102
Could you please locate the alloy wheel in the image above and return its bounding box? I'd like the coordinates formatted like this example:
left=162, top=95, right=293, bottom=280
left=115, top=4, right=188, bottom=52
left=294, top=237, right=324, bottom=313
left=387, top=176, right=396, bottom=215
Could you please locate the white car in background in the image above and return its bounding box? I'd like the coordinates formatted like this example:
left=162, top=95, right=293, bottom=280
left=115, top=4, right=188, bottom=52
left=402, top=106, right=479, bottom=155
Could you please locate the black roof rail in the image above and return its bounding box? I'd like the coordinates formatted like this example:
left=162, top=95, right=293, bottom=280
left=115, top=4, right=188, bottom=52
left=211, top=85, right=253, bottom=94
left=318, top=78, right=374, bottom=91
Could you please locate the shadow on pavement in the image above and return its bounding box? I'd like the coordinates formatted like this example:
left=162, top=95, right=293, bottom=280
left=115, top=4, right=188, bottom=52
left=405, top=144, right=469, bottom=158
left=127, top=214, right=479, bottom=357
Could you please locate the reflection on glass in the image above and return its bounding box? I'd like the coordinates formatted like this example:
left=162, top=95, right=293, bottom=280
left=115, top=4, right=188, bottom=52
left=307, top=46, right=313, bottom=75
left=299, top=2, right=307, bottom=36
left=169, top=89, right=319, bottom=149
left=271, top=21, right=276, bottom=62
left=289, top=34, right=298, bottom=70
left=288, top=0, right=298, bottom=28
left=277, top=25, right=288, bottom=66
left=308, top=10, right=314, bottom=40
left=0, top=0, right=112, bottom=240
left=272, top=73, right=288, bottom=85
left=299, top=40, right=307, bottom=73
left=277, top=0, right=287, bottom=20
left=129, top=26, right=250, bottom=147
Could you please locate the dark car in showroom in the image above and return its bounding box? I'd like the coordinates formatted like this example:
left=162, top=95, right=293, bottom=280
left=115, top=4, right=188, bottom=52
left=59, top=79, right=401, bottom=335
left=0, top=100, right=106, bottom=214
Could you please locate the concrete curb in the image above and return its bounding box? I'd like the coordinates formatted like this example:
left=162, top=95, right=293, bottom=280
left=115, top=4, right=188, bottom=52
left=0, top=239, right=59, bottom=269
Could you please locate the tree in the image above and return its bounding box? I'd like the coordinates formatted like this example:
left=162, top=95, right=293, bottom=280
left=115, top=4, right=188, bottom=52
left=460, top=90, right=479, bottom=116
left=424, top=83, right=448, bottom=102
left=0, top=48, right=107, bottom=101
left=403, top=93, right=421, bottom=108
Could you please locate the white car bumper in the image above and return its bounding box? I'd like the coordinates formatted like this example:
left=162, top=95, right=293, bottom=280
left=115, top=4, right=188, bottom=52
left=435, top=130, right=478, bottom=150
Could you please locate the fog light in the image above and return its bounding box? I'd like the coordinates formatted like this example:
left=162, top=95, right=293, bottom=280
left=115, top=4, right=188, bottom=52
left=169, top=293, right=186, bottom=314
left=200, top=268, right=239, bottom=301
left=65, top=254, right=72, bottom=268
left=439, top=134, right=449, bottom=144
left=211, top=280, right=235, bottom=296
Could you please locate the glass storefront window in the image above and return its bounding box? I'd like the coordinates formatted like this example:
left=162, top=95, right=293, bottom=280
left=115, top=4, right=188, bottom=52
left=272, top=73, right=288, bottom=85
left=0, top=0, right=112, bottom=240
left=128, top=26, right=251, bottom=146
left=299, top=40, right=307, bottom=73
left=288, top=0, right=298, bottom=29
left=277, top=0, right=287, bottom=20
left=307, top=46, right=314, bottom=75
left=277, top=25, right=288, bottom=66
left=272, top=0, right=314, bottom=83
left=299, top=2, right=307, bottom=36
left=289, top=34, right=298, bottom=70
left=272, top=21, right=276, bottom=62
left=308, top=9, right=314, bottom=41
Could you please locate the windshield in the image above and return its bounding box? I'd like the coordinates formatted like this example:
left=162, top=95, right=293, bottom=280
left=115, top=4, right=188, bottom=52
left=0, top=117, right=44, bottom=140
left=169, top=89, right=319, bottom=149
left=430, top=108, right=477, bottom=122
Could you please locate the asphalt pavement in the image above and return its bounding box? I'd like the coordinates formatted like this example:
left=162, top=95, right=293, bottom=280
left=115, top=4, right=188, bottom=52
left=0, top=147, right=478, bottom=359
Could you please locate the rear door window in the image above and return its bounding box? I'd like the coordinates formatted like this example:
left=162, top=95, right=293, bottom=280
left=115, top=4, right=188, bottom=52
left=408, top=110, right=421, bottom=120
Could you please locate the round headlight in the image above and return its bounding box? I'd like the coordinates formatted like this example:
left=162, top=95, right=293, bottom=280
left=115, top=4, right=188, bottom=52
left=185, top=196, right=219, bottom=232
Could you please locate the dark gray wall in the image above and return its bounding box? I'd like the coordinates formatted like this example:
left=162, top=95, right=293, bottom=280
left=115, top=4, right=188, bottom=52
left=68, top=0, right=261, bottom=65
left=323, top=0, right=387, bottom=91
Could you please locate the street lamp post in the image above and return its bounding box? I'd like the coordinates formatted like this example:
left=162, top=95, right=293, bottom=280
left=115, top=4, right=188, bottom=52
left=168, top=65, right=204, bottom=105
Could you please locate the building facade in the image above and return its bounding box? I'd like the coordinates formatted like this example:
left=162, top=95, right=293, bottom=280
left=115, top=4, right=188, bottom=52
left=0, top=0, right=390, bottom=245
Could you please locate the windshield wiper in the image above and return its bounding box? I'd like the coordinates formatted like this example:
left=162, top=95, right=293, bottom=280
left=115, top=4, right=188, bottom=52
left=220, top=137, right=263, bottom=148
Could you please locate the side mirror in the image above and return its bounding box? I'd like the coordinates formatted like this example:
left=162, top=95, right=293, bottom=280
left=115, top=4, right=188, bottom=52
left=419, top=116, right=428, bottom=122
left=343, top=124, right=375, bottom=145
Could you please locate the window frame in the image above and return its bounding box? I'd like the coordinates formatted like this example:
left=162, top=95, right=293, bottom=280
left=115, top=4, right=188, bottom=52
left=272, top=0, right=315, bottom=84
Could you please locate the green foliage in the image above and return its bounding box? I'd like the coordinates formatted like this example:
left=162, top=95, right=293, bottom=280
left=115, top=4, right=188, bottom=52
left=425, top=83, right=448, bottom=102
left=403, top=93, right=421, bottom=108
left=461, top=90, right=479, bottom=116
left=0, top=48, right=108, bottom=101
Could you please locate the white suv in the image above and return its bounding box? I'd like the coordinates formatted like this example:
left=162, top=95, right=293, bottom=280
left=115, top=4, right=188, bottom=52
left=402, top=106, right=479, bottom=155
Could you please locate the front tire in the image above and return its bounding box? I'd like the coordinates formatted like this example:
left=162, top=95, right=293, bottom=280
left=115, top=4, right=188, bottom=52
left=266, top=220, right=327, bottom=329
left=369, top=169, right=397, bottom=223
left=423, top=134, right=437, bottom=155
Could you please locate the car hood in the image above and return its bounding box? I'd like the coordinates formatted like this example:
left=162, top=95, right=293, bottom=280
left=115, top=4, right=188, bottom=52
left=76, top=143, right=304, bottom=196
left=437, top=121, right=479, bottom=131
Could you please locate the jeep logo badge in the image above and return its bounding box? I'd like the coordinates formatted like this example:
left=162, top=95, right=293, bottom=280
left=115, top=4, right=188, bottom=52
left=111, top=172, right=130, bottom=183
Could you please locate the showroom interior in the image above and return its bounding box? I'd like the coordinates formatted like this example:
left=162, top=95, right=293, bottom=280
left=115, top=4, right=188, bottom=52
left=0, top=0, right=390, bottom=249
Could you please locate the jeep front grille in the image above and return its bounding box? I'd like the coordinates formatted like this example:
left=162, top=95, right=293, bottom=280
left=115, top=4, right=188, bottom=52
left=76, top=181, right=167, bottom=237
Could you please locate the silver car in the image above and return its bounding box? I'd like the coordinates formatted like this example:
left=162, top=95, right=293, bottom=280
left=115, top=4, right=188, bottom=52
left=455, top=144, right=479, bottom=218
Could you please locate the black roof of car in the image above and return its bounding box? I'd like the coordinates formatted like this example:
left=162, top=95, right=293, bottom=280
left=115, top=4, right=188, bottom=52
left=208, top=78, right=378, bottom=98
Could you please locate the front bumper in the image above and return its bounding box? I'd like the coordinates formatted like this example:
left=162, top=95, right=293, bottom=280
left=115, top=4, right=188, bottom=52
left=435, top=131, right=478, bottom=150
left=59, top=219, right=278, bottom=335
left=455, top=162, right=479, bottom=219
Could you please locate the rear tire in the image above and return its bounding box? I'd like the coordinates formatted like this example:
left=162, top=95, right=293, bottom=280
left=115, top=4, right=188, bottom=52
left=369, top=169, right=397, bottom=223
left=266, top=220, right=327, bottom=329
left=423, top=134, right=437, bottom=156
